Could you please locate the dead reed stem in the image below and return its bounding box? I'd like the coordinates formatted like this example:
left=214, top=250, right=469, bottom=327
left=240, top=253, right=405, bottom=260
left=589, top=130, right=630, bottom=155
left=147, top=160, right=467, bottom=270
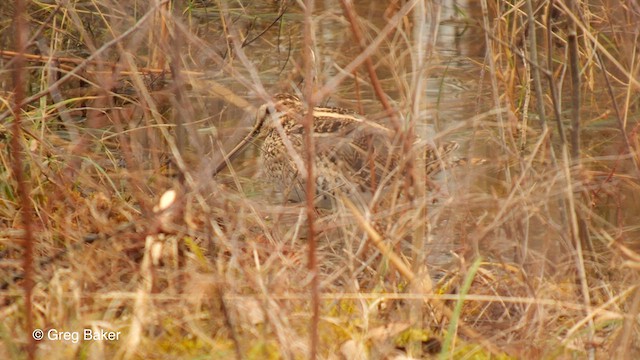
left=343, top=198, right=503, bottom=357
left=302, top=0, right=320, bottom=358
left=525, top=0, right=548, bottom=131
left=0, top=2, right=166, bottom=124
left=546, top=0, right=567, bottom=151
left=2, top=1, right=639, bottom=358
left=339, top=0, right=400, bottom=130
left=10, top=0, right=35, bottom=358
left=567, top=2, right=595, bottom=358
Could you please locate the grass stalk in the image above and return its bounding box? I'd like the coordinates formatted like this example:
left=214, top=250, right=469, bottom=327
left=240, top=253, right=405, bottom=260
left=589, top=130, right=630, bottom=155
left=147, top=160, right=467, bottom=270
left=10, top=0, right=35, bottom=358
left=302, top=1, right=319, bottom=358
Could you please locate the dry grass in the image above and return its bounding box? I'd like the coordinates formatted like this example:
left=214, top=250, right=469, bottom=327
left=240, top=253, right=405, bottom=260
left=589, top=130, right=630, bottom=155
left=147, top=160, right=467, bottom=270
left=1, top=0, right=639, bottom=359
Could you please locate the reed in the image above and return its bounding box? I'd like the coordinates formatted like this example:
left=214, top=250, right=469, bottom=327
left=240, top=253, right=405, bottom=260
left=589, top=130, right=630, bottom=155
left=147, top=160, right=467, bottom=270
left=1, top=1, right=638, bottom=358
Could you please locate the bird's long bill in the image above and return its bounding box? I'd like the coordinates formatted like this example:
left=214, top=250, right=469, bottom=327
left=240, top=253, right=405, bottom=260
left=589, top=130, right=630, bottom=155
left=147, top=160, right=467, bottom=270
left=212, top=115, right=266, bottom=176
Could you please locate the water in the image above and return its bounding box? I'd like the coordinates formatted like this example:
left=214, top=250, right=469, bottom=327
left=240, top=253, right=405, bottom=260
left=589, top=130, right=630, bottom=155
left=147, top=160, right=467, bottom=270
left=200, top=0, right=640, bottom=260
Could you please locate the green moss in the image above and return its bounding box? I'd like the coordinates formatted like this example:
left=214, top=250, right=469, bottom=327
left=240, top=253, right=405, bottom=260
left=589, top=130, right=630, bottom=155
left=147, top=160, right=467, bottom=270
left=395, top=327, right=431, bottom=347
left=152, top=319, right=219, bottom=358
left=246, top=340, right=280, bottom=360
left=450, top=343, right=514, bottom=359
left=156, top=332, right=209, bottom=356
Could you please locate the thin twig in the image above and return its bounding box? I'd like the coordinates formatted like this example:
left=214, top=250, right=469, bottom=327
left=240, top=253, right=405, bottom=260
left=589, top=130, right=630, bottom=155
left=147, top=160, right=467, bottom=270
left=301, top=0, right=319, bottom=358
left=242, top=4, right=289, bottom=47
left=546, top=0, right=567, bottom=151
left=595, top=48, right=639, bottom=173
left=0, top=1, right=169, bottom=124
left=566, top=3, right=595, bottom=358
left=343, top=198, right=504, bottom=357
left=11, top=0, right=36, bottom=358
left=338, top=0, right=400, bottom=130
left=525, top=0, right=548, bottom=131
left=313, top=0, right=418, bottom=103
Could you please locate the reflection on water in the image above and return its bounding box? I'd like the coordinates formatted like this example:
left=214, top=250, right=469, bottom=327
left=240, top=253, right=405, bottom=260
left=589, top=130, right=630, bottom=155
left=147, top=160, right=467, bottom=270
left=201, top=0, right=493, bottom=179
left=197, top=0, right=489, bottom=127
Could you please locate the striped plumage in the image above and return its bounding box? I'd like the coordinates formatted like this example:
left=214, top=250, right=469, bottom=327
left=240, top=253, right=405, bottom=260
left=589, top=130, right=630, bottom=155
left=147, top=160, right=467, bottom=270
left=215, top=93, right=462, bottom=206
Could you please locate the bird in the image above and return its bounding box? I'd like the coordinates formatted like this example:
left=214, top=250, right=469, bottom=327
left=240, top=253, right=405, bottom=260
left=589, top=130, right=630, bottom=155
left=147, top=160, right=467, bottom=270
left=213, top=93, right=465, bottom=208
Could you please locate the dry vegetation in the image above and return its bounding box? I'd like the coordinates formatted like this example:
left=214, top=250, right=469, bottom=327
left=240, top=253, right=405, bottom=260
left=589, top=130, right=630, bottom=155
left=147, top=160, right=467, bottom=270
left=1, top=0, right=639, bottom=359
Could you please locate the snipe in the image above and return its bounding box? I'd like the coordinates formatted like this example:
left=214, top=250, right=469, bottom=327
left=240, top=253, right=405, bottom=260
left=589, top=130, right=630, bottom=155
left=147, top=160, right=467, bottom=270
left=214, top=94, right=463, bottom=207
